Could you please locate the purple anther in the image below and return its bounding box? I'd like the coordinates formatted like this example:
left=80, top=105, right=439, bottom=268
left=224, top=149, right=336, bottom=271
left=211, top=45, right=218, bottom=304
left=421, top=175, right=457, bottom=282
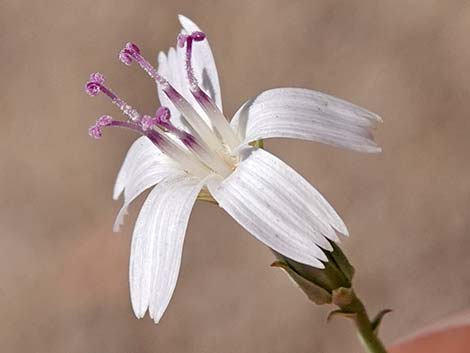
left=118, top=42, right=168, bottom=87
left=88, top=125, right=103, bottom=139
left=141, top=115, right=158, bottom=131
left=88, top=115, right=112, bottom=139
left=85, top=72, right=113, bottom=97
left=83, top=71, right=143, bottom=122
left=90, top=72, right=105, bottom=84
left=119, top=42, right=142, bottom=65
left=125, top=42, right=141, bottom=54
left=177, top=34, right=188, bottom=48
left=85, top=81, right=101, bottom=96
left=119, top=50, right=133, bottom=66
left=155, top=106, right=171, bottom=124
left=150, top=105, right=199, bottom=147
left=96, top=114, right=113, bottom=126
left=191, top=31, right=206, bottom=42
left=85, top=73, right=118, bottom=100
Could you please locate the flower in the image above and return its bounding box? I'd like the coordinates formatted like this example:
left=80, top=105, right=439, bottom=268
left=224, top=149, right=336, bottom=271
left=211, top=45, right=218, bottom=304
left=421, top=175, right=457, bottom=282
left=85, top=15, right=381, bottom=323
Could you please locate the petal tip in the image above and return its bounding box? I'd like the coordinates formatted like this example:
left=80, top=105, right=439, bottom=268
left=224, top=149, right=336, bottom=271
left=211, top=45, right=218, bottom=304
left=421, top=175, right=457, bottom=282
left=178, top=14, right=203, bottom=34
left=373, top=113, right=384, bottom=123
left=314, top=259, right=326, bottom=269
left=365, top=145, right=382, bottom=153
left=149, top=306, right=165, bottom=324
left=113, top=207, right=128, bottom=232
left=134, top=313, right=144, bottom=320
left=321, top=241, right=334, bottom=252
left=113, top=183, right=124, bottom=201
left=157, top=51, right=166, bottom=62
left=132, top=305, right=147, bottom=320
left=178, top=14, right=193, bottom=28
left=168, top=46, right=176, bottom=56
left=317, top=250, right=328, bottom=263
left=152, top=313, right=162, bottom=324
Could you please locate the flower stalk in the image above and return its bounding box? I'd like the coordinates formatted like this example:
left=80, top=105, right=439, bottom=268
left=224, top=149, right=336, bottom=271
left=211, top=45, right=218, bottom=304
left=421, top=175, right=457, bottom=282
left=331, top=288, right=388, bottom=353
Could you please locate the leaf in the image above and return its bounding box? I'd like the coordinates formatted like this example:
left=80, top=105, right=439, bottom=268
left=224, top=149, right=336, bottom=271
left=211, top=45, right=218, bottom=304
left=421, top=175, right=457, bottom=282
left=271, top=261, right=332, bottom=305
left=371, top=309, right=393, bottom=334
left=327, top=309, right=357, bottom=323
left=328, top=241, right=355, bottom=282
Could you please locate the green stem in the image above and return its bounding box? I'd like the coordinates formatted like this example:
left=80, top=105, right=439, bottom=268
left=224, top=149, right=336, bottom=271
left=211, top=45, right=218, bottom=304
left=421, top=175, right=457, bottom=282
left=354, top=303, right=387, bottom=353
left=334, top=289, right=388, bottom=353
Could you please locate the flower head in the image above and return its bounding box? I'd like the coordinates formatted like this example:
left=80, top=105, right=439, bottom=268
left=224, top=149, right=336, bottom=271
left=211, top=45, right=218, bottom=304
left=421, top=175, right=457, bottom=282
left=85, top=15, right=381, bottom=323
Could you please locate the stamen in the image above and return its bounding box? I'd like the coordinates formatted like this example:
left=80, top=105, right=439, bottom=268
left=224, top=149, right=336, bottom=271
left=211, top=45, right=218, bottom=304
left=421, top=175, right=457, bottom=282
left=97, top=114, right=113, bottom=125
left=179, top=31, right=206, bottom=91
left=150, top=107, right=198, bottom=149
left=119, top=42, right=230, bottom=158
left=153, top=107, right=182, bottom=134
left=85, top=69, right=224, bottom=175
left=151, top=106, right=233, bottom=176
left=180, top=33, right=240, bottom=149
left=87, top=113, right=210, bottom=176
left=142, top=105, right=172, bottom=131
left=155, top=106, right=171, bottom=124
left=118, top=42, right=141, bottom=66
left=141, top=115, right=158, bottom=131
left=84, top=71, right=216, bottom=176
left=88, top=115, right=144, bottom=139
left=140, top=106, right=182, bottom=136
left=85, top=72, right=141, bottom=121
left=150, top=107, right=187, bottom=140
left=88, top=115, right=113, bottom=138
left=86, top=44, right=236, bottom=177
left=119, top=43, right=168, bottom=87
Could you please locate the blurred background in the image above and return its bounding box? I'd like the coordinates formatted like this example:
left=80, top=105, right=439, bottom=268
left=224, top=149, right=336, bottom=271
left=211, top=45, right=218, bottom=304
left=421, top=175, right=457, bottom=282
left=2, top=0, right=470, bottom=352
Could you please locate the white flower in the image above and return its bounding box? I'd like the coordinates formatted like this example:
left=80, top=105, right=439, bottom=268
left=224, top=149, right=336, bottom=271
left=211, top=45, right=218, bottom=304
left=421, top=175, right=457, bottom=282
left=85, top=15, right=381, bottom=323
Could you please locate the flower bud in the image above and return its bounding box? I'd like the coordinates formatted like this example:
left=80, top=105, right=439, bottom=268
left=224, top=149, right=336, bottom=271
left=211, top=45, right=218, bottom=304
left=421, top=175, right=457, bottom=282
left=271, top=241, right=354, bottom=305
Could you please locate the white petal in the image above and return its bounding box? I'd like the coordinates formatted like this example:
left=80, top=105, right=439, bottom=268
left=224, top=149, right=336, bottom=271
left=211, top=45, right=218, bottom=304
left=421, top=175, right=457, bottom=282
left=113, top=137, right=162, bottom=200
left=207, top=148, right=349, bottom=268
left=178, top=15, right=222, bottom=110
left=231, top=88, right=382, bottom=153
left=157, top=51, right=187, bottom=130
left=113, top=163, right=183, bottom=232
left=166, top=46, right=185, bottom=94
left=129, top=174, right=205, bottom=323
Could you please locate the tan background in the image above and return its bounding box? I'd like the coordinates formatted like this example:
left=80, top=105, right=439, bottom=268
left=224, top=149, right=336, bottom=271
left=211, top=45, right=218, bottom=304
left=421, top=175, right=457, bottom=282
left=2, top=0, right=470, bottom=352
